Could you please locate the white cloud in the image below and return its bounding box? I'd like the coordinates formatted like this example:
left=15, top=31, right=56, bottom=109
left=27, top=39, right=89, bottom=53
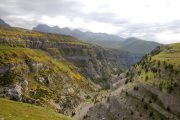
left=156, top=31, right=180, bottom=44
left=1, top=0, right=180, bottom=44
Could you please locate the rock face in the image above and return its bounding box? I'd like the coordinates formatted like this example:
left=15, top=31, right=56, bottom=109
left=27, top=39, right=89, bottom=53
left=6, top=84, right=22, bottom=101
left=0, top=66, right=9, bottom=74
left=0, top=27, right=140, bottom=88
left=0, top=26, right=141, bottom=116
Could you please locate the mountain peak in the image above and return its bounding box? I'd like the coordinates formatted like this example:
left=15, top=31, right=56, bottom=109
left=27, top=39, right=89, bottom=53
left=33, top=24, right=125, bottom=42
left=0, top=18, right=10, bottom=27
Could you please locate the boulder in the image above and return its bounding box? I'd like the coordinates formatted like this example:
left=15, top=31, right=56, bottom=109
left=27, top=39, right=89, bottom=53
left=7, top=84, right=22, bottom=101
left=0, top=66, right=9, bottom=74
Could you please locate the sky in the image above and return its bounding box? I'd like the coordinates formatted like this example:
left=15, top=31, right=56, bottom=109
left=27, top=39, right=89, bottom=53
left=0, top=0, right=180, bottom=44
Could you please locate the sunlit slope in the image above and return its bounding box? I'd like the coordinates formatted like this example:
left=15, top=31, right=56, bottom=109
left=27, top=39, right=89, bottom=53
left=135, top=43, right=180, bottom=94
left=0, top=44, right=96, bottom=114
left=0, top=98, right=74, bottom=120
left=85, top=43, right=180, bottom=120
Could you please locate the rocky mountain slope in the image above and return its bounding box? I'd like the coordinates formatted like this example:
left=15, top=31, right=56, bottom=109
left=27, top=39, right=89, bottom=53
left=33, top=24, right=161, bottom=55
left=0, top=19, right=175, bottom=120
left=0, top=26, right=139, bottom=118
left=84, top=43, right=180, bottom=120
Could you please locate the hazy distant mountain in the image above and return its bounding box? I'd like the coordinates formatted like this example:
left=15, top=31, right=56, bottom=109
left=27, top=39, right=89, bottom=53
left=33, top=24, right=124, bottom=41
left=33, top=24, right=161, bottom=55
left=0, top=18, right=10, bottom=27
left=119, top=37, right=162, bottom=54
left=87, top=37, right=162, bottom=55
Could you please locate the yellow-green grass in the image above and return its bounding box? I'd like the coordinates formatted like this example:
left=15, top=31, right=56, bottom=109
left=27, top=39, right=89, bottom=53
left=0, top=27, right=88, bottom=46
left=152, top=43, right=180, bottom=68
left=0, top=98, right=74, bottom=120
left=140, top=70, right=157, bottom=84
left=136, top=43, right=180, bottom=93
left=0, top=45, right=70, bottom=72
left=0, top=45, right=94, bottom=92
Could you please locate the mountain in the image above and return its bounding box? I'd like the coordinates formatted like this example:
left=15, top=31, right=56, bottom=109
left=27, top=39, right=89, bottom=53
left=0, top=18, right=10, bottom=27
left=83, top=37, right=162, bottom=55
left=84, top=43, right=180, bottom=120
left=0, top=20, right=179, bottom=120
left=33, top=24, right=161, bottom=55
left=33, top=24, right=124, bottom=42
left=0, top=26, right=140, bottom=118
left=119, top=37, right=162, bottom=54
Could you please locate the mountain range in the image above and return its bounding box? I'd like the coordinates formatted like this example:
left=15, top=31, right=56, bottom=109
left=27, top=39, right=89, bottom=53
left=33, top=24, right=161, bottom=55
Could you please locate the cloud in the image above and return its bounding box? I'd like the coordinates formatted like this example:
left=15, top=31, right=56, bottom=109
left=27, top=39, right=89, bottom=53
left=0, top=0, right=180, bottom=44
left=84, top=12, right=129, bottom=25
left=0, top=0, right=83, bottom=17
left=117, top=21, right=180, bottom=44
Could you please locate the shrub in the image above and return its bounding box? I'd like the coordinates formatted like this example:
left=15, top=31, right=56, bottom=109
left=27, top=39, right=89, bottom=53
left=126, top=72, right=129, bottom=76
left=159, top=82, right=163, bottom=91
left=125, top=91, right=129, bottom=96
left=86, top=95, right=91, bottom=99
left=145, top=76, right=149, bottom=81
left=133, top=86, right=139, bottom=91
left=174, top=82, right=177, bottom=87
left=148, top=99, right=152, bottom=104
left=151, top=67, right=157, bottom=73
left=71, top=112, right=76, bottom=117
left=125, top=79, right=128, bottom=84
left=151, top=94, right=157, bottom=101
left=83, top=115, right=88, bottom=119
left=143, top=103, right=148, bottom=110
left=157, top=61, right=161, bottom=67
left=141, top=98, right=144, bottom=102
left=166, top=106, right=171, bottom=111
left=0, top=71, right=15, bottom=85
left=149, top=111, right=153, bottom=117
left=107, top=97, right=110, bottom=102
left=130, top=111, right=134, bottom=115
left=30, top=87, right=51, bottom=99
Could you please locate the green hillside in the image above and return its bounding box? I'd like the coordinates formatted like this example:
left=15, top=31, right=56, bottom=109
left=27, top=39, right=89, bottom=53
left=120, top=38, right=162, bottom=54
left=0, top=26, right=139, bottom=118
left=88, top=37, right=161, bottom=54
left=0, top=98, right=74, bottom=120
left=0, top=44, right=96, bottom=113
left=0, top=26, right=98, bottom=116
left=135, top=43, right=180, bottom=94
left=85, top=43, right=180, bottom=120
